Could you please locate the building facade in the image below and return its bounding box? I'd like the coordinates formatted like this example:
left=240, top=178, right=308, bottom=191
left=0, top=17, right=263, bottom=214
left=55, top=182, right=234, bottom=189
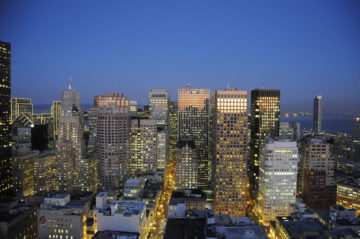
left=55, top=82, right=83, bottom=193
left=129, top=118, right=158, bottom=177
left=257, top=139, right=298, bottom=225
left=175, top=139, right=198, bottom=190
left=0, top=41, right=13, bottom=199
left=96, top=93, right=130, bottom=190
left=178, top=85, right=210, bottom=189
left=11, top=98, right=33, bottom=124
left=313, top=95, right=322, bottom=134
left=51, top=100, right=61, bottom=140
left=249, top=89, right=280, bottom=201
left=212, top=88, right=248, bottom=217
left=299, top=137, right=336, bottom=210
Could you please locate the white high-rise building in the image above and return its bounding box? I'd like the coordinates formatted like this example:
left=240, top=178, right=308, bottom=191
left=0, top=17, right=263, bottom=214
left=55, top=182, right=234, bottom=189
left=258, top=139, right=298, bottom=225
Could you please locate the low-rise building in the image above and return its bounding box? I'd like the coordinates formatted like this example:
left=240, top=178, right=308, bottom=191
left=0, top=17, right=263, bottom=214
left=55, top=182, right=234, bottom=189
left=95, top=192, right=146, bottom=234
left=337, top=178, right=360, bottom=216
left=0, top=201, right=38, bottom=239
left=37, top=194, right=90, bottom=239
left=168, top=189, right=206, bottom=218
left=123, top=178, right=146, bottom=200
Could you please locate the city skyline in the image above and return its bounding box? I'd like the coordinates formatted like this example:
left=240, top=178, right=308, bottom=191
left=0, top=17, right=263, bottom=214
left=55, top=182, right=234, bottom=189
left=2, top=1, right=360, bottom=238
left=1, top=1, right=360, bottom=113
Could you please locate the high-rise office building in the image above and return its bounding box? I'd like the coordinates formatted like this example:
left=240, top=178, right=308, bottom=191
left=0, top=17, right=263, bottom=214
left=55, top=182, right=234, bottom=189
left=149, top=89, right=170, bottom=173
left=13, top=151, right=36, bottom=199
left=212, top=88, right=248, bottom=217
left=51, top=100, right=61, bottom=140
left=175, top=139, right=198, bottom=190
left=34, top=152, right=56, bottom=195
left=156, top=126, right=166, bottom=172
left=97, top=93, right=129, bottom=190
left=169, top=101, right=178, bottom=164
left=149, top=89, right=170, bottom=123
left=129, top=118, right=158, bottom=177
left=279, top=122, right=294, bottom=140
left=55, top=82, right=83, bottom=193
left=249, top=89, right=280, bottom=201
left=178, top=85, right=210, bottom=189
left=257, top=139, right=298, bottom=225
left=298, top=137, right=336, bottom=210
left=353, top=117, right=360, bottom=161
left=11, top=98, right=33, bottom=124
left=88, top=107, right=98, bottom=153
left=0, top=41, right=13, bottom=199
left=61, top=79, right=80, bottom=116
left=290, top=122, right=301, bottom=140
left=313, top=96, right=322, bottom=134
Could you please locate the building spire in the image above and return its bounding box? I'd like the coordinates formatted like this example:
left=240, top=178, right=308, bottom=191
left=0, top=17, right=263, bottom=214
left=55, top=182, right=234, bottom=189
left=69, top=77, right=72, bottom=90
left=227, top=80, right=230, bottom=89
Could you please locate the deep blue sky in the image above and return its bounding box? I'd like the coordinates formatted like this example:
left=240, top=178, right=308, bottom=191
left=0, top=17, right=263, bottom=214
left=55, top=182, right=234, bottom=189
left=1, top=0, right=359, bottom=113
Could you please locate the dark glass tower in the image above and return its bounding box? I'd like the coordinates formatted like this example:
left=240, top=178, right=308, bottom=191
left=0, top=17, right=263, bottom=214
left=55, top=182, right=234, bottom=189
left=178, top=85, right=210, bottom=189
left=0, top=41, right=13, bottom=199
left=313, top=96, right=322, bottom=134
left=249, top=89, right=280, bottom=202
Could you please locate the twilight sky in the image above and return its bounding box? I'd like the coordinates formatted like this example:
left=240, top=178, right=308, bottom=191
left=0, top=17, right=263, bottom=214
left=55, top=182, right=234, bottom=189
left=1, top=0, right=359, bottom=114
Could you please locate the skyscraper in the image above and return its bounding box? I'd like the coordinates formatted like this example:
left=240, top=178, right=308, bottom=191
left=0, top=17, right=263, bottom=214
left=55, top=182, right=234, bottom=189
left=11, top=98, right=33, bottom=124
left=178, top=85, right=210, bottom=189
left=61, top=79, right=80, bottom=115
left=96, top=93, right=129, bottom=190
left=169, top=101, right=178, bottom=164
left=249, top=89, right=280, bottom=201
left=257, top=139, right=298, bottom=225
left=353, top=117, right=360, bottom=161
left=212, top=88, right=248, bottom=217
left=51, top=100, right=61, bottom=140
left=175, top=139, right=198, bottom=190
left=0, top=41, right=13, bottom=199
left=299, top=137, right=336, bottom=210
left=149, top=89, right=170, bottom=123
left=129, top=118, right=158, bottom=177
left=149, top=89, right=170, bottom=173
left=313, top=96, right=322, bottom=134
left=55, top=82, right=83, bottom=193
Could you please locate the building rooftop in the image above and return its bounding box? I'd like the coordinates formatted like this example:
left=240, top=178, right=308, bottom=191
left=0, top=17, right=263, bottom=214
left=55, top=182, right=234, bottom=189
left=107, top=201, right=145, bottom=216
left=45, top=194, right=70, bottom=199
left=164, top=218, right=206, bottom=239
left=337, top=177, right=360, bottom=188
left=277, top=217, right=327, bottom=238
left=214, top=224, right=268, bottom=239
left=93, top=230, right=139, bottom=239
left=124, top=178, right=145, bottom=188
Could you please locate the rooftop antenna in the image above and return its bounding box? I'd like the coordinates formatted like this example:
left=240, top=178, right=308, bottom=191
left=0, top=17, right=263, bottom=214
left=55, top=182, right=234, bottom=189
left=261, top=83, right=265, bottom=89
left=69, top=77, right=72, bottom=90
left=227, top=80, right=230, bottom=89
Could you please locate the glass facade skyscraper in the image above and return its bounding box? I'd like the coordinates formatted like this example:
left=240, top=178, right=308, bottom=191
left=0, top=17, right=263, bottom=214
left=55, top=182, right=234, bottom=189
left=313, top=95, right=322, bottom=134
left=178, top=85, right=210, bottom=189
left=249, top=89, right=280, bottom=201
left=0, top=41, right=13, bottom=199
